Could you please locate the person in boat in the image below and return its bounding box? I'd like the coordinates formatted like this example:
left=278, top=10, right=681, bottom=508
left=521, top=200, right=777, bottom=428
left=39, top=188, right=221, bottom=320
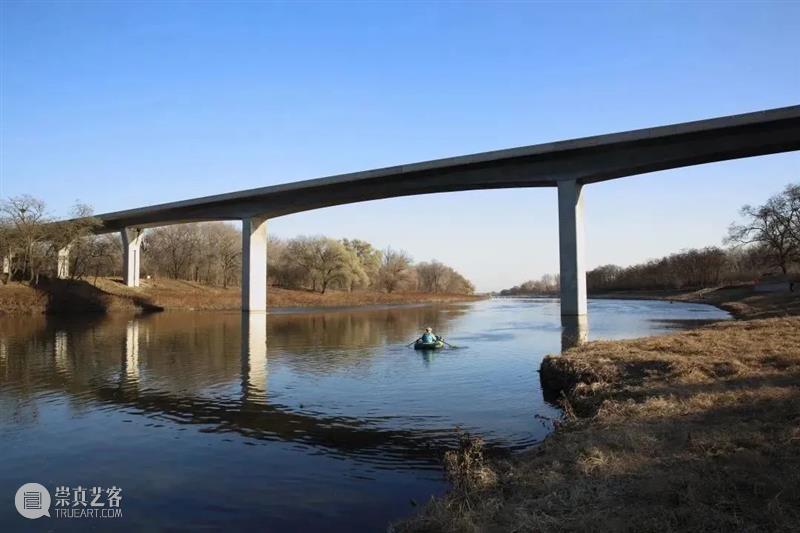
left=420, top=327, right=439, bottom=344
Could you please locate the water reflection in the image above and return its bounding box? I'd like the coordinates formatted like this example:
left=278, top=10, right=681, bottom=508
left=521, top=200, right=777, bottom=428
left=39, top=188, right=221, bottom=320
left=241, top=312, right=268, bottom=401
left=0, top=299, right=730, bottom=531
left=561, top=315, right=588, bottom=351
left=0, top=306, right=478, bottom=467
left=124, top=320, right=140, bottom=381
left=419, top=351, right=438, bottom=368
left=55, top=329, right=69, bottom=372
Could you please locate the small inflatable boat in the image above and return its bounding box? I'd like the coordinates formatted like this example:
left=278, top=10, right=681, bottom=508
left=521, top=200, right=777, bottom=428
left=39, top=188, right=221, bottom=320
left=414, top=339, right=445, bottom=350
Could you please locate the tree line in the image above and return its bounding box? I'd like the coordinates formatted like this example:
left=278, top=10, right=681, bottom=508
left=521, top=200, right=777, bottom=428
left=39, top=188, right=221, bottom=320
left=501, top=182, right=799, bottom=295
left=143, top=229, right=474, bottom=294
left=0, top=195, right=475, bottom=294
left=0, top=195, right=103, bottom=284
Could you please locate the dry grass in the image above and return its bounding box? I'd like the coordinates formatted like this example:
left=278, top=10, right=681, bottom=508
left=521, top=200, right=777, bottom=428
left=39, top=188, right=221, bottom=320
left=0, top=277, right=483, bottom=315
left=397, top=296, right=800, bottom=532
left=0, top=282, right=49, bottom=314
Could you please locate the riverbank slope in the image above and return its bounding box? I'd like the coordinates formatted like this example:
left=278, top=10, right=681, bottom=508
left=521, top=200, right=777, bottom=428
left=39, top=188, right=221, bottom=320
left=397, top=289, right=800, bottom=532
left=0, top=277, right=484, bottom=315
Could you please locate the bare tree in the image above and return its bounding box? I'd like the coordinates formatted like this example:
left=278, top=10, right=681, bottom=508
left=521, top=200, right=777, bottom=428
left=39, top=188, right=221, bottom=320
left=378, top=248, right=412, bottom=293
left=727, top=184, right=799, bottom=274
left=197, top=222, right=240, bottom=286
left=269, top=236, right=307, bottom=288
left=54, top=202, right=103, bottom=279
left=0, top=197, right=479, bottom=295
left=215, top=225, right=241, bottom=288
left=0, top=195, right=50, bottom=283
left=786, top=183, right=800, bottom=247
left=144, top=225, right=201, bottom=279
left=78, top=234, right=121, bottom=283
left=444, top=268, right=475, bottom=294
left=416, top=260, right=449, bottom=293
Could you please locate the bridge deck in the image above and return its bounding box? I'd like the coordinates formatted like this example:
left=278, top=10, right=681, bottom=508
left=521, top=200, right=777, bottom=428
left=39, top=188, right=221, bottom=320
left=91, top=105, right=800, bottom=232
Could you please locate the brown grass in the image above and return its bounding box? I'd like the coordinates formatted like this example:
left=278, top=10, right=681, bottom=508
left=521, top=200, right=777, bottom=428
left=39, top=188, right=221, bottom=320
left=0, top=277, right=483, bottom=315
left=0, top=282, right=49, bottom=314
left=396, top=292, right=800, bottom=532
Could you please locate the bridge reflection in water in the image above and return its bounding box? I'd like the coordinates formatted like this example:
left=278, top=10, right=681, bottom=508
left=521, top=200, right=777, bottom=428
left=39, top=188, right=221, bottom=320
left=241, top=312, right=268, bottom=400
left=2, top=304, right=519, bottom=469
left=0, top=299, right=731, bottom=530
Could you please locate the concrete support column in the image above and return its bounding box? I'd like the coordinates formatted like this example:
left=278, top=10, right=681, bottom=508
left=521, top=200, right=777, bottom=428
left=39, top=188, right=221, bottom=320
left=561, top=315, right=588, bottom=351
left=122, top=228, right=144, bottom=287
left=57, top=245, right=71, bottom=279
left=557, top=179, right=587, bottom=316
left=242, top=216, right=268, bottom=312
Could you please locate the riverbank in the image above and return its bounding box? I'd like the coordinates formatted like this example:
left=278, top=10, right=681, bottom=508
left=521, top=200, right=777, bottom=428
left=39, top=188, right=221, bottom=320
left=397, top=289, right=800, bottom=532
left=0, top=277, right=484, bottom=315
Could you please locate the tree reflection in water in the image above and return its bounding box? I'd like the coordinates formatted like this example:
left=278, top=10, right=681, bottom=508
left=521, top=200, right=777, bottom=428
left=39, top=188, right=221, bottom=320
left=0, top=305, right=475, bottom=466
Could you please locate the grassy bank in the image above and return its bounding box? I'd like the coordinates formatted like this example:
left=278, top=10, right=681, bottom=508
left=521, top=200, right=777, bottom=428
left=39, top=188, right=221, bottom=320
left=397, top=289, right=800, bottom=532
left=0, top=277, right=484, bottom=315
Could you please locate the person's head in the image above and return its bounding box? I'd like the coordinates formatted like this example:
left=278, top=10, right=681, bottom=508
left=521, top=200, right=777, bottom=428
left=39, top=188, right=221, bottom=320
left=425, top=327, right=432, bottom=333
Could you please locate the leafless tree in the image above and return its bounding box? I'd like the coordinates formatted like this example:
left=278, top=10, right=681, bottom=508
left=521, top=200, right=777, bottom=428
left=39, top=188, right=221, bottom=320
left=0, top=196, right=478, bottom=295
left=378, top=248, right=412, bottom=293
left=416, top=261, right=449, bottom=292
left=0, top=195, right=50, bottom=283
left=54, top=202, right=103, bottom=280
left=144, top=225, right=201, bottom=279
left=727, top=184, right=799, bottom=274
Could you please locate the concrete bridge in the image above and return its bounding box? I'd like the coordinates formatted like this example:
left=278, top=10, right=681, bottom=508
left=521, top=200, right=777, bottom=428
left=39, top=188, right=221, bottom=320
left=59, top=105, right=800, bottom=314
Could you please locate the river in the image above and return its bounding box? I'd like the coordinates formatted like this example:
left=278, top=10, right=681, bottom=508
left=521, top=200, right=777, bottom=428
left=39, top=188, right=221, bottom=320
left=0, top=297, right=729, bottom=531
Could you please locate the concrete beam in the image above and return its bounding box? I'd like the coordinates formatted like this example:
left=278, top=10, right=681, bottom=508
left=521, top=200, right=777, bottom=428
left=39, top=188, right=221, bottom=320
left=558, top=180, right=587, bottom=316
left=242, top=216, right=268, bottom=312
left=122, top=228, right=144, bottom=287
left=67, top=105, right=798, bottom=234
left=57, top=245, right=71, bottom=279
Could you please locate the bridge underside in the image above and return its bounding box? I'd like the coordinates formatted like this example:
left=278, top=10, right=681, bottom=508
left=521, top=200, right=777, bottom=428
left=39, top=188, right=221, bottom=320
left=53, top=106, right=800, bottom=316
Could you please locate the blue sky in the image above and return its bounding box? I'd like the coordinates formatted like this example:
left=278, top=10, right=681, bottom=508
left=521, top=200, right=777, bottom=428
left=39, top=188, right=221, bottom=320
left=1, top=1, right=798, bottom=291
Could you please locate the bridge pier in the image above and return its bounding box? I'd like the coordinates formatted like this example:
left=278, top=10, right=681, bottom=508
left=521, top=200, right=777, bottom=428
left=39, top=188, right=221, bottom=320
left=557, top=179, right=587, bottom=316
left=242, top=216, right=268, bottom=312
left=122, top=228, right=144, bottom=287
left=57, top=245, right=71, bottom=279
left=561, top=315, right=588, bottom=350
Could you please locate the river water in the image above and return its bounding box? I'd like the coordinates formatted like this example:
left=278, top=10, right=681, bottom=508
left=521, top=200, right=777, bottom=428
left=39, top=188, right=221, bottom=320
left=0, top=298, right=729, bottom=531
